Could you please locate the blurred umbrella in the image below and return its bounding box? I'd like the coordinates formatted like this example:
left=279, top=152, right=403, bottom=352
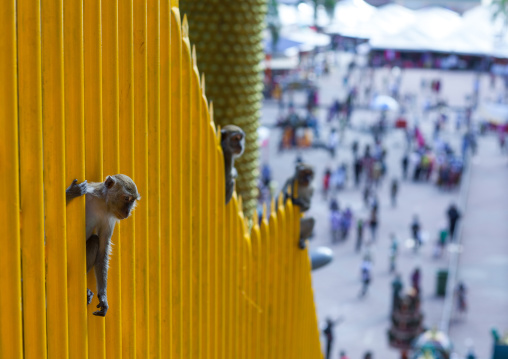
left=477, top=102, right=508, bottom=123
left=371, top=95, right=400, bottom=111
left=310, top=246, right=333, bottom=270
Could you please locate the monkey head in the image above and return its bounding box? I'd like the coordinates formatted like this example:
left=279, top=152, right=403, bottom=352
left=221, top=125, right=245, bottom=159
left=295, top=164, right=314, bottom=186
left=104, top=174, right=141, bottom=220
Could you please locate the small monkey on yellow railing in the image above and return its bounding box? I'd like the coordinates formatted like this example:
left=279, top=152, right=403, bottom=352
left=220, top=125, right=245, bottom=205
left=66, top=175, right=140, bottom=316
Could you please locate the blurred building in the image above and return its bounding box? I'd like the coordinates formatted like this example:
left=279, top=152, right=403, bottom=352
left=365, top=0, right=480, bottom=12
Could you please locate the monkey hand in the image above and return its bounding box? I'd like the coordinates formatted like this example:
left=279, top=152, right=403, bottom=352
left=93, top=295, right=108, bottom=317
left=87, top=288, right=94, bottom=305
left=66, top=179, right=88, bottom=203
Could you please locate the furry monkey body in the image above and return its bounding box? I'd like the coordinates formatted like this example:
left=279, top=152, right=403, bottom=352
left=66, top=174, right=140, bottom=316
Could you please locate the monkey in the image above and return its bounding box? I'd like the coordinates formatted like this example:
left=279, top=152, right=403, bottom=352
left=282, top=163, right=314, bottom=212
left=66, top=174, right=140, bottom=316
left=281, top=164, right=315, bottom=249
left=220, top=125, right=245, bottom=205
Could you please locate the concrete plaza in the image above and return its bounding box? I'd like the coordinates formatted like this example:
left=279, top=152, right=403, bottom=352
left=260, top=55, right=508, bottom=358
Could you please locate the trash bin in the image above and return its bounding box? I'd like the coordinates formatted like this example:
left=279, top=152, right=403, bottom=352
left=436, top=270, right=448, bottom=297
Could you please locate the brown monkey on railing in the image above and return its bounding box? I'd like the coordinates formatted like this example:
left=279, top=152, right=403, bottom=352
left=66, top=175, right=140, bottom=316
left=282, top=164, right=315, bottom=249
left=220, top=125, right=245, bottom=205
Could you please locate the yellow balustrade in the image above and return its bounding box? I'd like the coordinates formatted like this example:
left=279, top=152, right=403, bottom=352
left=0, top=1, right=323, bottom=358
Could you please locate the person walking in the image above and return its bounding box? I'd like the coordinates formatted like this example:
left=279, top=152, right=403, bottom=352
left=359, top=259, right=372, bottom=298
left=369, top=205, right=379, bottom=242
left=411, top=268, right=421, bottom=295
left=411, top=215, right=421, bottom=251
left=356, top=219, right=364, bottom=252
left=354, top=157, right=363, bottom=187
left=456, top=281, right=467, bottom=314
left=391, top=273, right=403, bottom=310
left=323, top=168, right=332, bottom=200
left=390, top=179, right=399, bottom=207
left=330, top=208, right=342, bottom=244
left=401, top=153, right=409, bottom=180
left=446, top=203, right=461, bottom=240
left=323, top=318, right=335, bottom=359
left=389, top=233, right=399, bottom=273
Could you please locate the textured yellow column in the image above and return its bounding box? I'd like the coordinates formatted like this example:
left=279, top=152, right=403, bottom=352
left=0, top=1, right=22, bottom=356
left=63, top=0, right=88, bottom=356
left=181, top=15, right=192, bottom=359
left=133, top=0, right=150, bottom=356
left=160, top=0, right=171, bottom=357
left=147, top=0, right=162, bottom=356
left=17, top=0, right=47, bottom=357
left=41, top=0, right=69, bottom=356
left=170, top=5, right=183, bottom=359
left=119, top=0, right=136, bottom=357
left=101, top=0, right=122, bottom=355
left=84, top=0, right=105, bottom=355
left=179, top=0, right=268, bottom=218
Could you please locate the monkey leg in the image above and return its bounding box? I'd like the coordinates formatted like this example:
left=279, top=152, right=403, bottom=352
left=86, top=235, right=99, bottom=305
left=300, top=217, right=315, bottom=240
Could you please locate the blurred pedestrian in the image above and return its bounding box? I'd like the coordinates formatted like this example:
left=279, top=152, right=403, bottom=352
left=359, top=260, right=372, bottom=298
left=354, top=157, right=363, bottom=187
left=390, top=179, right=399, bottom=207
left=401, top=153, right=409, bottom=179
left=330, top=208, right=341, bottom=244
left=352, top=140, right=359, bottom=159
left=411, top=215, right=421, bottom=251
left=356, top=219, right=364, bottom=252
left=369, top=208, right=378, bottom=242
left=341, top=207, right=353, bottom=240
left=447, top=203, right=461, bottom=240
left=456, top=281, right=467, bottom=314
left=389, top=233, right=398, bottom=273
left=328, top=128, right=339, bottom=158
left=363, top=351, right=373, bottom=359
left=411, top=267, right=421, bottom=295
left=322, top=318, right=335, bottom=359
left=339, top=350, right=349, bottom=359
left=391, top=273, right=403, bottom=310
left=323, top=168, right=332, bottom=199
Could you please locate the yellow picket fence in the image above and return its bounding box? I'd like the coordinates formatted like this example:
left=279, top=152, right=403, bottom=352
left=0, top=0, right=323, bottom=358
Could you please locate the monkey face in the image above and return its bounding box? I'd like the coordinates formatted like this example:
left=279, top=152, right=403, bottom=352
left=104, top=174, right=140, bottom=220
left=221, top=125, right=245, bottom=158
left=296, top=165, right=314, bottom=186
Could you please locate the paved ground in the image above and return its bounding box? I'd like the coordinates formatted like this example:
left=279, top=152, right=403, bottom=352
left=260, top=53, right=508, bottom=359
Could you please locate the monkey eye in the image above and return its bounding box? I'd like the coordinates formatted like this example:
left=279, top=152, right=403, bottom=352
left=124, top=196, right=131, bottom=202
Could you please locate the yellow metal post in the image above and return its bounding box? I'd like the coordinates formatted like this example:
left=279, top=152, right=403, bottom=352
left=170, top=7, right=183, bottom=358
left=190, top=46, right=202, bottom=359
left=148, top=0, right=162, bottom=356
left=102, top=0, right=122, bottom=355
left=181, top=15, right=192, bottom=359
left=83, top=0, right=105, bottom=355
left=41, top=0, right=70, bottom=357
left=17, top=0, right=47, bottom=356
left=160, top=0, right=171, bottom=357
left=119, top=0, right=136, bottom=357
left=0, top=1, right=23, bottom=356
left=63, top=0, right=88, bottom=357
left=133, top=0, right=150, bottom=356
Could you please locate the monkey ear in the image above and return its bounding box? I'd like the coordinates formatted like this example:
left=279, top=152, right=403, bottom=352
left=105, top=176, right=115, bottom=189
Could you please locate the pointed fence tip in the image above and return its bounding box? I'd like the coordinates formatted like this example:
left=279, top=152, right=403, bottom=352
left=182, top=15, right=189, bottom=38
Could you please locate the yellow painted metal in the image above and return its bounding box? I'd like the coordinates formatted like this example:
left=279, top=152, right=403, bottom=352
left=170, top=6, right=183, bottom=359
left=102, top=0, right=123, bottom=356
left=190, top=46, right=202, bottom=359
left=83, top=0, right=105, bottom=355
left=181, top=14, right=192, bottom=359
left=133, top=0, right=150, bottom=357
left=119, top=0, right=137, bottom=358
left=0, top=1, right=23, bottom=357
left=63, top=0, right=89, bottom=357
left=9, top=2, right=326, bottom=358
left=41, top=0, right=70, bottom=357
left=160, top=0, right=171, bottom=358
left=147, top=0, right=162, bottom=357
left=17, top=0, right=47, bottom=357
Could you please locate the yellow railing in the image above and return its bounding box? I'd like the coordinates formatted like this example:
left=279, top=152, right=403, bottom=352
left=0, top=1, right=323, bottom=358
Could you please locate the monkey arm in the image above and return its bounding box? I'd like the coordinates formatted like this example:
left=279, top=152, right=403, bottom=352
left=225, top=178, right=235, bottom=205
left=93, top=230, right=112, bottom=317
left=66, top=179, right=87, bottom=205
